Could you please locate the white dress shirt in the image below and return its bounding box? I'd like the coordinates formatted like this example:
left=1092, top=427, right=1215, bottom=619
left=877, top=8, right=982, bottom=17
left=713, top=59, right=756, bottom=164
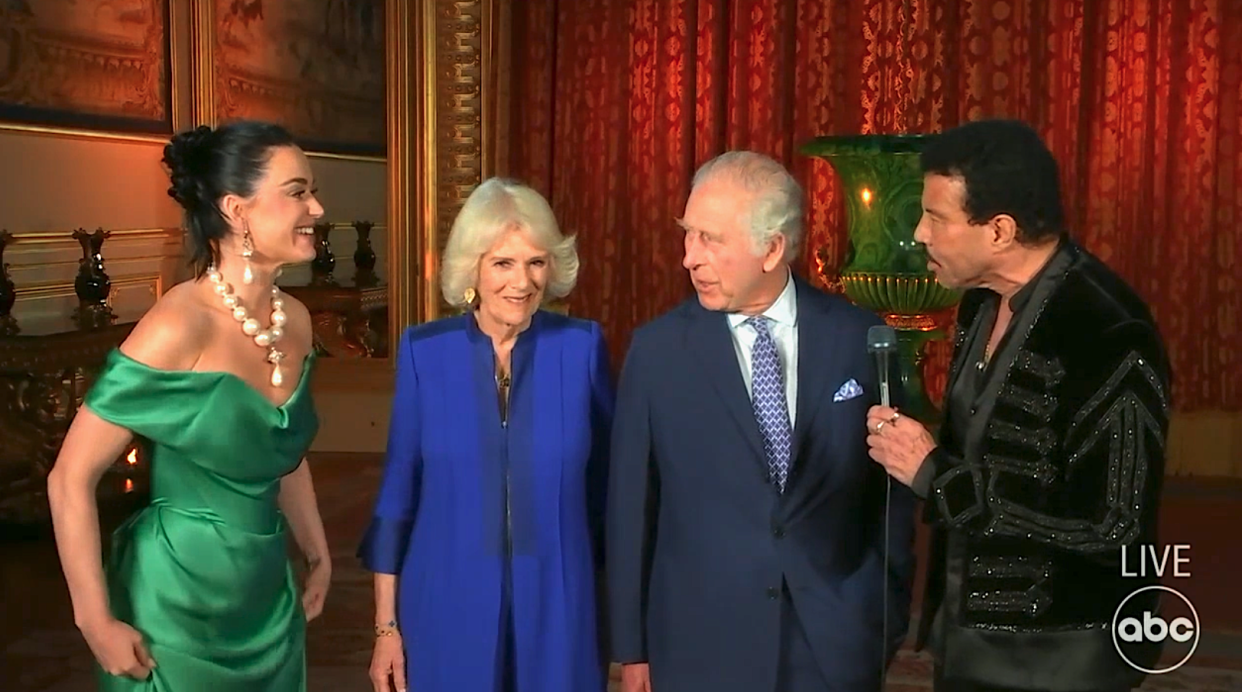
left=726, top=271, right=798, bottom=428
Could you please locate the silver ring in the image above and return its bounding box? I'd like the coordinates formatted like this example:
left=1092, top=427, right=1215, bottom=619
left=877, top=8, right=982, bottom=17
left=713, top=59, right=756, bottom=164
left=874, top=420, right=886, bottom=434
left=890, top=412, right=901, bottom=425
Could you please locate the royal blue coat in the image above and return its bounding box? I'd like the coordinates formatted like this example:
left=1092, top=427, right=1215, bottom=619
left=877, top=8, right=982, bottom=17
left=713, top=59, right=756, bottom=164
left=358, top=309, right=612, bottom=692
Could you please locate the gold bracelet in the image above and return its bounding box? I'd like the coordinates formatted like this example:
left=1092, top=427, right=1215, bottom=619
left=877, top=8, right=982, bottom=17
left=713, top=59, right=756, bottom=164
left=375, top=620, right=399, bottom=637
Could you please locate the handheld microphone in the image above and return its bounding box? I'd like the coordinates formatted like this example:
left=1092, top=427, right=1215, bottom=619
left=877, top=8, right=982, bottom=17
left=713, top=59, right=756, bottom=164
left=867, top=325, right=897, bottom=407
left=866, top=324, right=898, bottom=687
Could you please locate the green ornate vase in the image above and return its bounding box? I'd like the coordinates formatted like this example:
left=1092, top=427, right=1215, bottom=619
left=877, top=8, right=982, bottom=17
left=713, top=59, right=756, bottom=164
left=800, top=134, right=962, bottom=423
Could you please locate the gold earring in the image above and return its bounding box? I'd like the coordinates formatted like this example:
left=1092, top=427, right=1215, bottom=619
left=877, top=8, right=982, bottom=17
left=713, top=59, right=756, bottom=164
left=463, top=287, right=476, bottom=306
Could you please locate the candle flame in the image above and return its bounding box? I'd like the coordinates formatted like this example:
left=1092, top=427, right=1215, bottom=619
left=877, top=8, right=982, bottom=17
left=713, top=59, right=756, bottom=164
left=127, top=449, right=138, bottom=465
left=125, top=478, right=135, bottom=493
left=861, top=188, right=873, bottom=205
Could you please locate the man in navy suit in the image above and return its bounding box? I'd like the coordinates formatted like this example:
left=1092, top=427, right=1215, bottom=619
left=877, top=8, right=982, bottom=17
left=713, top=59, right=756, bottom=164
left=606, top=151, right=918, bottom=692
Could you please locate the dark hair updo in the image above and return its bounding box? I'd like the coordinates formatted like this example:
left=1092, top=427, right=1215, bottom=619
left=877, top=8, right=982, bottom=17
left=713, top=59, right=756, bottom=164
left=162, top=120, right=297, bottom=277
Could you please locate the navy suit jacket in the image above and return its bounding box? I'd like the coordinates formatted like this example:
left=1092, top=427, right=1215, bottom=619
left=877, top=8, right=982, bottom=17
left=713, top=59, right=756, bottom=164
left=606, top=275, right=917, bottom=691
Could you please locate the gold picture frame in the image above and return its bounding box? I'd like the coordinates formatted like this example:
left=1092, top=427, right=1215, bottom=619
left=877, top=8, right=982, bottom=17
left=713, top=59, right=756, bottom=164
left=0, top=0, right=181, bottom=144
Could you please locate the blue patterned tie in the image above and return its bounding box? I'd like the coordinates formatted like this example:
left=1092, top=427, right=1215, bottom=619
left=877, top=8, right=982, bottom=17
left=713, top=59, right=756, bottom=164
left=746, top=316, right=792, bottom=492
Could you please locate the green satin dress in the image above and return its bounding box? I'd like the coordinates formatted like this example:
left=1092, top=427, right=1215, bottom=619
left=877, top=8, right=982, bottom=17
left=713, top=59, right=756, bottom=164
left=84, top=348, right=319, bottom=692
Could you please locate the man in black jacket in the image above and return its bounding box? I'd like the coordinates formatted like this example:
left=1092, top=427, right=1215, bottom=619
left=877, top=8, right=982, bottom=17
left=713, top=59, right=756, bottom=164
left=865, top=119, right=1171, bottom=692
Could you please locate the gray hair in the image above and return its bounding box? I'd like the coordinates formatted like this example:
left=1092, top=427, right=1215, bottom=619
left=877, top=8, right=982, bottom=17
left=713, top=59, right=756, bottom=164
left=691, top=150, right=804, bottom=262
left=440, top=178, right=579, bottom=308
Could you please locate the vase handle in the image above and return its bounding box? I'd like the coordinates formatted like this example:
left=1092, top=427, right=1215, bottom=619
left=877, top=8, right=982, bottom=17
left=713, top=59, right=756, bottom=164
left=815, top=262, right=845, bottom=295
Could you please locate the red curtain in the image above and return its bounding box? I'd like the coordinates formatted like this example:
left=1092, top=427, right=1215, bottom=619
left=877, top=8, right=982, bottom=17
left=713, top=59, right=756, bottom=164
left=507, top=0, right=1242, bottom=413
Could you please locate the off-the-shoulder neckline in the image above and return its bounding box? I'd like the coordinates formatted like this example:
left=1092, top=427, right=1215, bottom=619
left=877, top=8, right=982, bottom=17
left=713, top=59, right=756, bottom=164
left=107, top=348, right=315, bottom=411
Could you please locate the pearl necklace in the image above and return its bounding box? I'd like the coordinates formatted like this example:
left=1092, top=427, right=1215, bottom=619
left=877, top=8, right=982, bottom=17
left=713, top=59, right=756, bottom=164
left=206, top=265, right=288, bottom=387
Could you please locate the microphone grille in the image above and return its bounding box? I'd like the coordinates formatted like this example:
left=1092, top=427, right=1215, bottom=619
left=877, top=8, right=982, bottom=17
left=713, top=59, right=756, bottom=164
left=867, top=324, right=897, bottom=353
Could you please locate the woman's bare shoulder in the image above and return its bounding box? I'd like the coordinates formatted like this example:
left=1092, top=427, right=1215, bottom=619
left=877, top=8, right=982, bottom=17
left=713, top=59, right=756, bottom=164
left=117, top=282, right=212, bottom=371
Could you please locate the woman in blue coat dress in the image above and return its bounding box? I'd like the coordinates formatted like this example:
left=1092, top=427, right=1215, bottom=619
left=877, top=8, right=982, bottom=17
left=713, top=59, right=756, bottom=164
left=360, top=177, right=613, bottom=692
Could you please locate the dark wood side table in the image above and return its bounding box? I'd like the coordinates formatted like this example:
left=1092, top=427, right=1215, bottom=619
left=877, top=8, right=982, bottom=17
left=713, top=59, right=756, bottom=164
left=279, top=275, right=390, bottom=359
left=0, top=317, right=146, bottom=531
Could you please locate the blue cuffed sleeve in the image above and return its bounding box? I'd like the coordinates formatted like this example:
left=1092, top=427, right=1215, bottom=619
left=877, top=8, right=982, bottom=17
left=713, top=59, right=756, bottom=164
left=357, top=328, right=423, bottom=575
left=357, top=516, right=417, bottom=574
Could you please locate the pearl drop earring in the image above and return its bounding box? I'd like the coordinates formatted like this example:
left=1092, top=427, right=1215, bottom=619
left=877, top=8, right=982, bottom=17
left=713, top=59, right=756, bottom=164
left=241, top=224, right=255, bottom=285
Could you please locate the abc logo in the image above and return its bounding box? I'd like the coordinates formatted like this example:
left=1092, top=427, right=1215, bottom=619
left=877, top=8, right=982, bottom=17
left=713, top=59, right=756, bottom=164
left=1111, top=585, right=1200, bottom=674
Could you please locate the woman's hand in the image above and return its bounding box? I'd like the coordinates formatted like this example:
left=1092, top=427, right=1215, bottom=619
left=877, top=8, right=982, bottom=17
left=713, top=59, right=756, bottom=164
left=81, top=617, right=156, bottom=679
left=369, top=633, right=407, bottom=692
left=302, top=557, right=331, bottom=621
left=620, top=663, right=652, bottom=692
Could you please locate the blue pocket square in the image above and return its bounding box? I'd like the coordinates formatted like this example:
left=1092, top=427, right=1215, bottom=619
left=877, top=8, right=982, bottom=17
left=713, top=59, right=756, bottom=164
left=832, top=378, right=863, bottom=402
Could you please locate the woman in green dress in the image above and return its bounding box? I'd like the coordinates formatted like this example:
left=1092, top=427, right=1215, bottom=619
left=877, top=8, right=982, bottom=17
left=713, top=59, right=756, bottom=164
left=46, top=120, right=332, bottom=691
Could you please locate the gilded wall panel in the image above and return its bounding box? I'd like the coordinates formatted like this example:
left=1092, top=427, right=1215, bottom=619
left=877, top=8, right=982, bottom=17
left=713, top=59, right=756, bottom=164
left=386, top=0, right=503, bottom=344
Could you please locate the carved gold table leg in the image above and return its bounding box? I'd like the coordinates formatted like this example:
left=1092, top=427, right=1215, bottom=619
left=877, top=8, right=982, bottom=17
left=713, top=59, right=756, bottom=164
left=0, top=323, right=144, bottom=530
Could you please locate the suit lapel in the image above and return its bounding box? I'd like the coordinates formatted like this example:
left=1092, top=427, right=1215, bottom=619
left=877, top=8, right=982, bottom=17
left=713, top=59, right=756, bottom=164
left=687, top=306, right=767, bottom=463
left=786, top=280, right=860, bottom=501
left=966, top=245, right=1075, bottom=458
left=792, top=278, right=838, bottom=459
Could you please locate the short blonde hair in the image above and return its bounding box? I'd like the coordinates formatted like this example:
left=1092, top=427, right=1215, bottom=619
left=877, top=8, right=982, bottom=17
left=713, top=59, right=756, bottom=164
left=440, top=178, right=579, bottom=309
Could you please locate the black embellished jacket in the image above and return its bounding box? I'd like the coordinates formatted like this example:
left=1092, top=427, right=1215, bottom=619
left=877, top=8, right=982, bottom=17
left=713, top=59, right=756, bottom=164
left=912, top=241, right=1171, bottom=690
